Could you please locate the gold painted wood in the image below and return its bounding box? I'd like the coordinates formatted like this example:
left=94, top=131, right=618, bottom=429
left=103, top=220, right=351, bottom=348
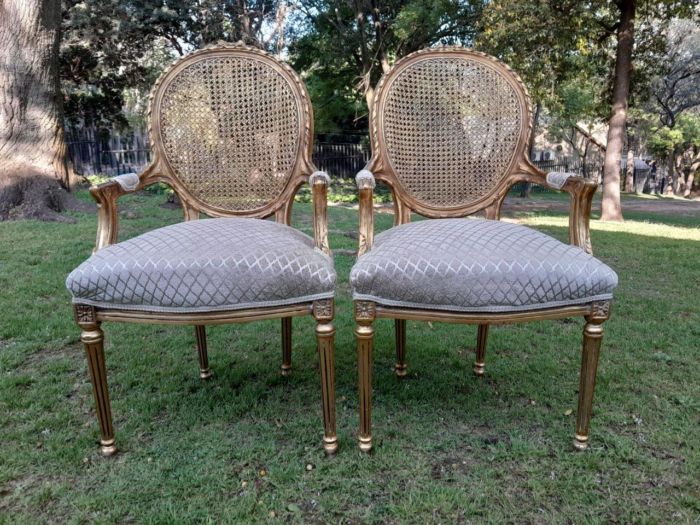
left=359, top=46, right=597, bottom=254
left=353, top=46, right=612, bottom=451
left=357, top=177, right=375, bottom=256
left=311, top=176, right=331, bottom=255
left=74, top=43, right=337, bottom=455
left=354, top=300, right=376, bottom=452
left=89, top=41, right=328, bottom=251
left=195, top=325, right=212, bottom=379
left=313, top=299, right=338, bottom=455
left=394, top=319, right=407, bottom=377
left=281, top=317, right=292, bottom=376
left=79, top=318, right=116, bottom=457
left=95, top=303, right=312, bottom=325
left=575, top=301, right=611, bottom=450
left=375, top=304, right=594, bottom=324
left=474, top=324, right=489, bottom=376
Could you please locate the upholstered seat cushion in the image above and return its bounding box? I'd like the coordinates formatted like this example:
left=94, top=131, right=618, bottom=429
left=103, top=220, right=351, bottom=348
left=67, top=218, right=335, bottom=313
left=350, top=219, right=617, bottom=312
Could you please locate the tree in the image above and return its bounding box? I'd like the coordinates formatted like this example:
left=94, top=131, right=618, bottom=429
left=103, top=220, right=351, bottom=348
left=0, top=0, right=79, bottom=221
left=599, top=0, right=635, bottom=221
left=647, top=112, right=700, bottom=196
left=61, top=0, right=291, bottom=128
left=478, top=0, right=697, bottom=218
left=640, top=17, right=700, bottom=195
left=477, top=1, right=609, bottom=196
left=292, top=0, right=483, bottom=131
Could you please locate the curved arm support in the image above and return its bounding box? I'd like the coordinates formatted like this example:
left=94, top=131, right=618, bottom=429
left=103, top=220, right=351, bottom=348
left=89, top=163, right=162, bottom=251
left=310, top=171, right=331, bottom=255
left=517, top=161, right=597, bottom=254
left=556, top=175, right=598, bottom=255
left=356, top=169, right=376, bottom=256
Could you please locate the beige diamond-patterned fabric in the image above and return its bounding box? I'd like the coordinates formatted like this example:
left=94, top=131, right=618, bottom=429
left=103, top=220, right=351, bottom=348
left=67, top=218, right=335, bottom=313
left=350, top=219, right=617, bottom=312
left=382, top=57, right=522, bottom=208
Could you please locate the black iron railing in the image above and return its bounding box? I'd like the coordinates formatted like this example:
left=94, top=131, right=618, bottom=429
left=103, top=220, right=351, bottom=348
left=66, top=127, right=605, bottom=183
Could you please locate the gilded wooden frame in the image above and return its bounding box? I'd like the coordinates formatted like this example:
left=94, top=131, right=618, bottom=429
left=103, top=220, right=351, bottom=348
left=74, top=42, right=337, bottom=456
left=354, top=47, right=611, bottom=452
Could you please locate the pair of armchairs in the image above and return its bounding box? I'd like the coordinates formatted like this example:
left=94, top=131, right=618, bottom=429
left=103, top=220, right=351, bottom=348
left=66, top=42, right=617, bottom=457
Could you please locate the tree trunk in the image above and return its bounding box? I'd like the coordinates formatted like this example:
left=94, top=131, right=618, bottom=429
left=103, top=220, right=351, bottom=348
left=600, top=0, right=635, bottom=222
left=520, top=102, right=541, bottom=198
left=684, top=152, right=699, bottom=197
left=624, top=131, right=635, bottom=192
left=664, top=154, right=675, bottom=195
left=0, top=0, right=77, bottom=221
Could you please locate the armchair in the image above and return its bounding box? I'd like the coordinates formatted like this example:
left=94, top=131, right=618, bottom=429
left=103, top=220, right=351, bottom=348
left=66, top=42, right=337, bottom=456
left=350, top=47, right=617, bottom=452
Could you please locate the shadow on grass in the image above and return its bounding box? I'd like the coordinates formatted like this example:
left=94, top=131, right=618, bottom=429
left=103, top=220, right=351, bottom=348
left=0, top=191, right=698, bottom=523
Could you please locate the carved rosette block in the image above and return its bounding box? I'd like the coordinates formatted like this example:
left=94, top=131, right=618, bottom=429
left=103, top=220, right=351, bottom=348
left=589, top=300, right=611, bottom=322
left=74, top=304, right=97, bottom=326
left=354, top=300, right=376, bottom=322
left=313, top=299, right=334, bottom=322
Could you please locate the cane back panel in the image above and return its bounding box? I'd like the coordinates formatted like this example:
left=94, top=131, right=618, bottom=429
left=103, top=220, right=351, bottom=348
left=149, top=43, right=313, bottom=216
left=370, top=47, right=532, bottom=215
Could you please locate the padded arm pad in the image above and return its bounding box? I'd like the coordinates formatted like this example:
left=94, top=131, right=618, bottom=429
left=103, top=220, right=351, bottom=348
left=545, top=172, right=576, bottom=190
left=356, top=169, right=376, bottom=190
left=112, top=172, right=141, bottom=192
left=310, top=170, right=331, bottom=185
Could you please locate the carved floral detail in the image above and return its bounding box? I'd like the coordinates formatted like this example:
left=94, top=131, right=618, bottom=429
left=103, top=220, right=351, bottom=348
left=590, top=300, right=611, bottom=320
left=355, top=301, right=376, bottom=321
left=313, top=299, right=334, bottom=321
left=74, top=304, right=96, bottom=324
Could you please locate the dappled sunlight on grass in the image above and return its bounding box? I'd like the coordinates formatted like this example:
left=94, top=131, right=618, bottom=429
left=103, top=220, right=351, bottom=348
left=1, top=191, right=699, bottom=523
left=517, top=215, right=700, bottom=241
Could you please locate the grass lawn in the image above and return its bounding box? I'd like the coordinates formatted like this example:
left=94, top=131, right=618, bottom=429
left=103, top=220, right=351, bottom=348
left=0, top=189, right=698, bottom=524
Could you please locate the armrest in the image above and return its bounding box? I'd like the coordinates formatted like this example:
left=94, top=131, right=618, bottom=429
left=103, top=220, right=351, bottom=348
left=543, top=171, right=598, bottom=254
left=89, top=167, right=157, bottom=251
left=310, top=171, right=331, bottom=255
left=356, top=169, right=375, bottom=256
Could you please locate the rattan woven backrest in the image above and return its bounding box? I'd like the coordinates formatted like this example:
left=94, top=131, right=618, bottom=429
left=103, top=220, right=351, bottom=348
left=371, top=47, right=532, bottom=216
left=149, top=43, right=313, bottom=216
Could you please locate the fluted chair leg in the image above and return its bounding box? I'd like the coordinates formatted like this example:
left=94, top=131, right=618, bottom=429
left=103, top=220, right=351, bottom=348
left=281, top=317, right=292, bottom=376
left=574, top=314, right=606, bottom=451
left=82, top=323, right=117, bottom=456
left=394, top=319, right=407, bottom=377
left=473, top=324, right=489, bottom=376
left=355, top=301, right=376, bottom=452
left=313, top=300, right=337, bottom=455
left=195, top=325, right=212, bottom=379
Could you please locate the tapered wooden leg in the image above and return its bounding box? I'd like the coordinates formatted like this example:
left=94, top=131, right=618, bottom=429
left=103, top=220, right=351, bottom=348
left=473, top=324, right=489, bottom=376
left=313, top=300, right=337, bottom=455
left=574, top=301, right=610, bottom=451
left=355, top=301, right=376, bottom=452
left=81, top=323, right=117, bottom=456
left=281, top=317, right=292, bottom=376
left=394, top=319, right=407, bottom=377
left=195, top=325, right=212, bottom=379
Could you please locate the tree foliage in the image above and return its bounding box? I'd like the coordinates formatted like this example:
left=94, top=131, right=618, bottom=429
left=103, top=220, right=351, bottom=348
left=291, top=0, right=484, bottom=131
left=61, top=0, right=288, bottom=128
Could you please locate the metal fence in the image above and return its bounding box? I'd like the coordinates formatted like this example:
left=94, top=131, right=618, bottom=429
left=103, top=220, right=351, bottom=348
left=65, top=127, right=151, bottom=176
left=65, top=127, right=603, bottom=182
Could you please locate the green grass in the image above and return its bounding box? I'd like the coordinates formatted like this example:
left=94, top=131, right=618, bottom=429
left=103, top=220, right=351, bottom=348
left=0, top=190, right=698, bottom=524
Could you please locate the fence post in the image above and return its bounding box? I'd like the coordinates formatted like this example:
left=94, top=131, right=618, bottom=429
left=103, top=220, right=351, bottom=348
left=93, top=128, right=101, bottom=174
